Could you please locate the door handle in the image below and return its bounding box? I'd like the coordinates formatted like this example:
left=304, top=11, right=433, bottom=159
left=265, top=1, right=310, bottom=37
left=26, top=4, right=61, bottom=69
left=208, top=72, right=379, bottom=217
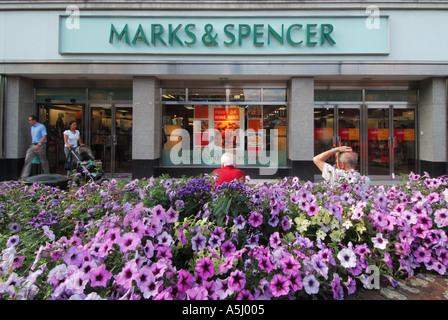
left=111, top=135, right=117, bottom=146
left=388, top=136, right=397, bottom=149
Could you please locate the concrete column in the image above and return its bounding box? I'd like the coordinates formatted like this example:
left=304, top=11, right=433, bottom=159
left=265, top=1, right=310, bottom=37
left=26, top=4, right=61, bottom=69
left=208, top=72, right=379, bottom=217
left=132, top=76, right=161, bottom=178
left=418, top=77, right=448, bottom=177
left=0, top=76, right=34, bottom=179
left=288, top=77, right=315, bottom=181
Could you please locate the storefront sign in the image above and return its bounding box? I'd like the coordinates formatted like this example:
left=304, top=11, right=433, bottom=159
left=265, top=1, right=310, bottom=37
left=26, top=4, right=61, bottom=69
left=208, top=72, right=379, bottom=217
left=59, top=15, right=389, bottom=55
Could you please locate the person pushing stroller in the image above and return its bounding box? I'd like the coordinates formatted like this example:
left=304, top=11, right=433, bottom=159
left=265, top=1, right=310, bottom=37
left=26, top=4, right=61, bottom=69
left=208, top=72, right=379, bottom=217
left=63, top=120, right=84, bottom=172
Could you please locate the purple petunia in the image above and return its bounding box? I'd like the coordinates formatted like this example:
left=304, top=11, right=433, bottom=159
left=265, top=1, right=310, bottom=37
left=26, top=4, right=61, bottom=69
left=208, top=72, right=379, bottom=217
left=303, top=274, right=320, bottom=295
left=191, top=233, right=207, bottom=251
left=196, top=257, right=215, bottom=280
left=248, top=211, right=263, bottom=228
left=63, top=246, right=86, bottom=267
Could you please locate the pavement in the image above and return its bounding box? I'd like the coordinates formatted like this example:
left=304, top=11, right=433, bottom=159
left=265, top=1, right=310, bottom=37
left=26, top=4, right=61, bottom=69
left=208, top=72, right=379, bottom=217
left=347, top=273, right=448, bottom=300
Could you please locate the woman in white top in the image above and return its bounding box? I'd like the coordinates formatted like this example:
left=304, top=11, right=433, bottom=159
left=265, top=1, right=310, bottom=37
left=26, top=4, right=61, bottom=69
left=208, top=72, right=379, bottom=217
left=63, top=120, right=84, bottom=164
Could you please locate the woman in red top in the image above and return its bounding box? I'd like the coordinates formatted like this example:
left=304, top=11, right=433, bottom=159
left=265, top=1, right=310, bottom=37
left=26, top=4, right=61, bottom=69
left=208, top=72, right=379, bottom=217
left=213, top=152, right=246, bottom=186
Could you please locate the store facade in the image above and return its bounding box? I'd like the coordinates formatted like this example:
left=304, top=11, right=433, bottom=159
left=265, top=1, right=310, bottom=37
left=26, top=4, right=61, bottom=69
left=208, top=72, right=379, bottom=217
left=0, top=1, right=447, bottom=182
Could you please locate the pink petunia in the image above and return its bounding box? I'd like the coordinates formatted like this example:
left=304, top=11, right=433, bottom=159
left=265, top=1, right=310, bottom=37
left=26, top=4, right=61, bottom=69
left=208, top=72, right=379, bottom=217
left=270, top=274, right=291, bottom=297
left=88, top=264, right=113, bottom=288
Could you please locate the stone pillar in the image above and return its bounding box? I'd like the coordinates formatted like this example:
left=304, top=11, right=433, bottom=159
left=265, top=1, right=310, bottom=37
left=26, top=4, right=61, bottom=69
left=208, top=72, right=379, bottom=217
left=132, top=76, right=161, bottom=179
left=288, top=77, right=315, bottom=181
left=418, top=77, right=448, bottom=177
left=1, top=76, right=34, bottom=180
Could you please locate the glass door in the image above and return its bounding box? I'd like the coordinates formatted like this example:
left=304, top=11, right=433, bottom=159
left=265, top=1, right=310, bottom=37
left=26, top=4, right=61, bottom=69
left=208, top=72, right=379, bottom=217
left=38, top=103, right=85, bottom=175
left=366, top=106, right=392, bottom=177
left=393, top=106, right=416, bottom=175
left=314, top=106, right=335, bottom=174
left=89, top=103, right=132, bottom=177
left=338, top=106, right=361, bottom=171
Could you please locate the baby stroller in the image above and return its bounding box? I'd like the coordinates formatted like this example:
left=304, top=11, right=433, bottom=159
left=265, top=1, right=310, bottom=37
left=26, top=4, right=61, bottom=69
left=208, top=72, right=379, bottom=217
left=67, top=145, right=107, bottom=184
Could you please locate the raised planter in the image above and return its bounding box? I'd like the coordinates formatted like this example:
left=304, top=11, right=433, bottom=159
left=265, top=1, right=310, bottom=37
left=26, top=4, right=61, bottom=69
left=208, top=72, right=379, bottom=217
left=22, top=174, right=71, bottom=190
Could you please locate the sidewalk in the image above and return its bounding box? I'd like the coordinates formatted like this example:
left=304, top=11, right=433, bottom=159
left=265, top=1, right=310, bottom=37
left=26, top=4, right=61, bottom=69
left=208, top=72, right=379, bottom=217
left=347, top=273, right=448, bottom=300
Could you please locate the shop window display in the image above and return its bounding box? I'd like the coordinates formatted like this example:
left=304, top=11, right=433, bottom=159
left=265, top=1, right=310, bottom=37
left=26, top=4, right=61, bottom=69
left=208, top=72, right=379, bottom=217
left=161, top=88, right=287, bottom=168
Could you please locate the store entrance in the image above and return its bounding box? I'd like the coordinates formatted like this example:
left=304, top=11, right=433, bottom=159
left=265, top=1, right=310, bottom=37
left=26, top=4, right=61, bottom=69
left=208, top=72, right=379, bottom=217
left=38, top=103, right=85, bottom=175
left=88, top=103, right=133, bottom=177
left=314, top=104, right=416, bottom=179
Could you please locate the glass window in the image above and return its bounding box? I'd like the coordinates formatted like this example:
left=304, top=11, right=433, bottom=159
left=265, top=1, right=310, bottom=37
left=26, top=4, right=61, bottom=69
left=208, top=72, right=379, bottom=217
left=365, top=90, right=418, bottom=102
left=263, top=89, right=286, bottom=102
left=88, top=89, right=132, bottom=101
left=229, top=88, right=261, bottom=102
left=162, top=88, right=186, bottom=102
left=36, top=88, right=86, bottom=102
left=188, top=88, right=227, bottom=102
left=161, top=87, right=287, bottom=169
left=314, top=90, right=363, bottom=102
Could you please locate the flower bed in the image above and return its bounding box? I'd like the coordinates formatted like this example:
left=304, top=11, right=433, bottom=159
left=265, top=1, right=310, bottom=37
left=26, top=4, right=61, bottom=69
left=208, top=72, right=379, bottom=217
left=0, top=172, right=447, bottom=300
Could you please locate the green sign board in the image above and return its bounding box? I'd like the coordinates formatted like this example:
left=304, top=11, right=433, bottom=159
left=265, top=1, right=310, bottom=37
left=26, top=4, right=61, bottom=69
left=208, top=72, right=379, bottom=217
left=59, top=15, right=389, bottom=55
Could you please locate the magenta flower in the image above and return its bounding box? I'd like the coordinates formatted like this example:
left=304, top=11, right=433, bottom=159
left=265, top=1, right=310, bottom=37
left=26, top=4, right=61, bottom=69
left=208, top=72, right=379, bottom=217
left=228, top=270, right=246, bottom=291
left=257, top=255, right=275, bottom=273
left=196, top=257, right=215, bottom=280
left=117, top=232, right=141, bottom=253
left=165, top=207, right=179, bottom=223
left=414, top=246, right=432, bottom=263
left=270, top=274, right=291, bottom=297
left=210, top=227, right=226, bottom=241
left=142, top=240, right=154, bottom=258
left=221, top=240, right=236, bottom=258
left=269, top=232, right=281, bottom=249
left=177, top=269, right=193, bottom=293
left=104, top=227, right=121, bottom=244
left=88, top=264, right=113, bottom=287
left=11, top=255, right=25, bottom=270
left=412, top=224, right=429, bottom=239
left=140, top=274, right=162, bottom=299
left=306, top=202, right=319, bottom=216
left=248, top=211, right=263, bottom=228
left=219, top=256, right=236, bottom=274
left=115, top=260, right=138, bottom=289
left=155, top=244, right=173, bottom=260
left=237, top=289, right=254, bottom=300
left=135, top=266, right=153, bottom=289
left=215, top=278, right=233, bottom=299
left=289, top=271, right=303, bottom=291
left=281, top=255, right=301, bottom=275
left=186, top=286, right=208, bottom=300
left=151, top=204, right=166, bottom=221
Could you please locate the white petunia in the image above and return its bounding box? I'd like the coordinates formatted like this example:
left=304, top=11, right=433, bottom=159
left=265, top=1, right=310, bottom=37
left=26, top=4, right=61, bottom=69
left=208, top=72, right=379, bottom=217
left=337, top=248, right=357, bottom=268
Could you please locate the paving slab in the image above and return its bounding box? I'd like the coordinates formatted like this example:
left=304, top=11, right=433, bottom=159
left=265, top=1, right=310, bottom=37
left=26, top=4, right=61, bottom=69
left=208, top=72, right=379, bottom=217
left=346, top=273, right=448, bottom=300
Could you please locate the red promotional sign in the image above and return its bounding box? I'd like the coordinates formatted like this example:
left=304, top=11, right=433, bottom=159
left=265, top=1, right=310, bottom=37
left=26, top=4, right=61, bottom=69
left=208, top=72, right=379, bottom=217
left=214, top=108, right=240, bottom=121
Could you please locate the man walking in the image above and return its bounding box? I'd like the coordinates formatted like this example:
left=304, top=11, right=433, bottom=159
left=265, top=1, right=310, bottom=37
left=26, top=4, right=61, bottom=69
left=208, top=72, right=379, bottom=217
left=21, top=115, right=50, bottom=178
